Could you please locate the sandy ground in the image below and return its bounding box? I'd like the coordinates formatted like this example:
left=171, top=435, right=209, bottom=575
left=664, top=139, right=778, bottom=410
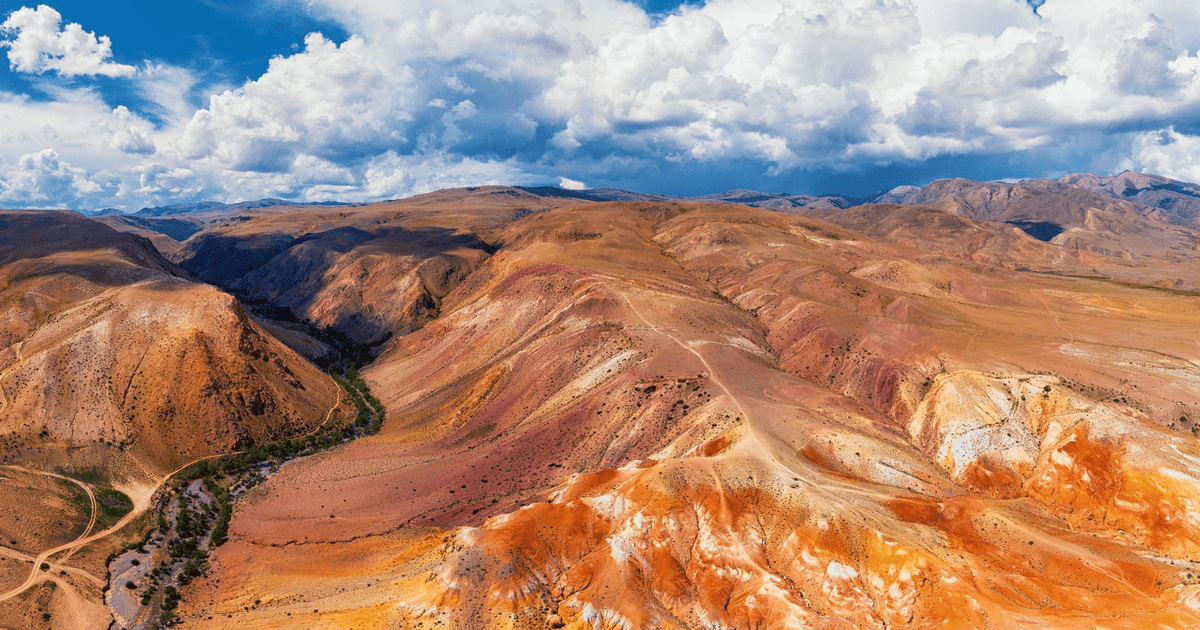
left=0, top=469, right=90, bottom=559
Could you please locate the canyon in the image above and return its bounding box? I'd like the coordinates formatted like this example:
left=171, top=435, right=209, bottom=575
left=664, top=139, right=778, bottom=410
left=4, top=173, right=1200, bottom=628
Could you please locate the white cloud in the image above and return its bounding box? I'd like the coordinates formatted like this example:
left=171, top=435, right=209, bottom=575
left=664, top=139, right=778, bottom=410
left=362, top=151, right=535, bottom=200
left=0, top=5, right=136, bottom=77
left=134, top=163, right=204, bottom=199
left=559, top=176, right=586, bottom=190
left=96, top=106, right=156, bottom=155
left=0, top=83, right=194, bottom=209
left=1115, top=16, right=1185, bottom=96
left=136, top=63, right=201, bottom=127
left=6, top=0, right=1200, bottom=210
left=0, top=89, right=154, bottom=169
left=178, top=33, right=415, bottom=172
left=286, top=0, right=1200, bottom=179
left=0, top=149, right=113, bottom=206
left=1127, top=128, right=1200, bottom=183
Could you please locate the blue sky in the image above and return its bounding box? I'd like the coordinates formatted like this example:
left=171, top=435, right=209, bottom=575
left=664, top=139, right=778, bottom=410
left=1, top=0, right=1199, bottom=210
left=0, top=1, right=349, bottom=123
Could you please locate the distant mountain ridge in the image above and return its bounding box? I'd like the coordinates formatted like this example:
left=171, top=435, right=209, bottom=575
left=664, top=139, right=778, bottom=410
left=864, top=176, right=1200, bottom=265
left=513, top=185, right=858, bottom=209
left=95, top=188, right=855, bottom=217
left=134, top=197, right=363, bottom=217
left=875, top=171, right=1200, bottom=229
left=80, top=207, right=127, bottom=216
left=1059, top=171, right=1200, bottom=228
left=80, top=170, right=1200, bottom=222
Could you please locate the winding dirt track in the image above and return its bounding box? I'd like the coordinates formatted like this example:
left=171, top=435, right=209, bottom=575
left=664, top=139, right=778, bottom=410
left=609, top=280, right=751, bottom=423
left=0, top=464, right=100, bottom=616
left=0, top=384, right=345, bottom=611
left=0, top=466, right=99, bottom=604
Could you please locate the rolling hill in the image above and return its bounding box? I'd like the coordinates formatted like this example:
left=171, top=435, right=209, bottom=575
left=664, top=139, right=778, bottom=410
left=150, top=192, right=1200, bottom=630
left=0, top=210, right=342, bottom=479
left=11, top=173, right=1200, bottom=629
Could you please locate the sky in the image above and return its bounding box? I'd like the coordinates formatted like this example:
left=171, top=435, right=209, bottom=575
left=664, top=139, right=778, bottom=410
left=2, top=0, right=1200, bottom=211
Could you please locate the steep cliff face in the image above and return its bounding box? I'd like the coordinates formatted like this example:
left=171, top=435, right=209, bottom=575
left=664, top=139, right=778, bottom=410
left=0, top=210, right=341, bottom=477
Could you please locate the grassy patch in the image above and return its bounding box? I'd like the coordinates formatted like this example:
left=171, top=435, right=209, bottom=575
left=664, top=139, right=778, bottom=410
left=1101, top=279, right=1200, bottom=297
left=59, top=476, right=133, bottom=532
left=66, top=483, right=91, bottom=518
left=58, top=467, right=105, bottom=485
left=1036, top=272, right=1200, bottom=297
left=458, top=423, right=496, bottom=444
left=95, top=489, right=134, bottom=530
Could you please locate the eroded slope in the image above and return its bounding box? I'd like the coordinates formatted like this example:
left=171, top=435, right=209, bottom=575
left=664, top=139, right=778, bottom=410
left=177, top=201, right=1200, bottom=629
left=170, top=187, right=573, bottom=351
left=0, top=210, right=341, bottom=479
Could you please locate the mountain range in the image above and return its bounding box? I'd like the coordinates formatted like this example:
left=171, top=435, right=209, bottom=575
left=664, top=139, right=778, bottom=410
left=5, top=172, right=1200, bottom=628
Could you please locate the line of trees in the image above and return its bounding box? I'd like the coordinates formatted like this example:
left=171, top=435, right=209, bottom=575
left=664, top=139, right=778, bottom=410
left=132, top=367, right=387, bottom=627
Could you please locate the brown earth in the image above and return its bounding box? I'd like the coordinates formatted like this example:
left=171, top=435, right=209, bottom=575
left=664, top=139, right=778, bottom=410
left=0, top=469, right=88, bottom=559
left=5, top=178, right=1200, bottom=628
left=163, top=197, right=1200, bottom=629
left=870, top=178, right=1200, bottom=289
left=0, top=210, right=347, bottom=629
left=0, top=210, right=341, bottom=479
left=172, top=187, right=575, bottom=350
left=0, top=558, right=24, bottom=598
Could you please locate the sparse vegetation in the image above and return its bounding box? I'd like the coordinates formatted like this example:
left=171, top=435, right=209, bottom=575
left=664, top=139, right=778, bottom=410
left=58, top=467, right=105, bottom=485
left=1044, top=272, right=1200, bottom=297
left=123, top=367, right=381, bottom=629
left=95, top=488, right=134, bottom=529
left=335, top=367, right=386, bottom=435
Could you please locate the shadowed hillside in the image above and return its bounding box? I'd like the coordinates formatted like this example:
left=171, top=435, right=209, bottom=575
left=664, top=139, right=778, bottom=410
left=0, top=210, right=341, bottom=479
left=167, top=187, right=576, bottom=355
left=153, top=194, right=1200, bottom=630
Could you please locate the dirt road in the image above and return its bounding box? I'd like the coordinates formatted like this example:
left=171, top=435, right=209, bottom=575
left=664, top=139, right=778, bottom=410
left=0, top=382, right=345, bottom=622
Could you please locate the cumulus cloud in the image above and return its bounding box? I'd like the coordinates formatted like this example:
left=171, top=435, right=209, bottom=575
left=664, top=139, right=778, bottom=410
left=0, top=89, right=154, bottom=166
left=1128, top=128, right=1200, bottom=183
left=0, top=149, right=113, bottom=206
left=0, top=5, right=136, bottom=77
left=96, top=106, right=156, bottom=155
left=898, top=30, right=1068, bottom=146
left=134, top=163, right=204, bottom=198
left=361, top=151, right=536, bottom=200
left=1115, top=16, right=1185, bottom=96
left=179, top=33, right=415, bottom=172
left=281, top=0, right=1200, bottom=180
left=6, top=0, right=1200, bottom=210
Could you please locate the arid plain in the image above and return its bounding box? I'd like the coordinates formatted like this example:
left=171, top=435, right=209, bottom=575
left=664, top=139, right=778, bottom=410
left=5, top=174, right=1200, bottom=629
